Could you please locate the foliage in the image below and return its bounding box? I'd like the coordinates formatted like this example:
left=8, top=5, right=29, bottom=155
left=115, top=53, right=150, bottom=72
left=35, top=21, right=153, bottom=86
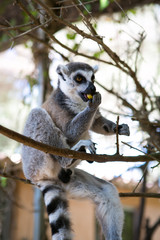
left=0, top=0, right=159, bottom=183
left=99, top=0, right=110, bottom=11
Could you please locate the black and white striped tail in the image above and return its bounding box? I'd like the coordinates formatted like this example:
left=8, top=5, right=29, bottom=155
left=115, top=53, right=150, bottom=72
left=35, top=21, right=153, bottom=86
left=39, top=183, right=72, bottom=240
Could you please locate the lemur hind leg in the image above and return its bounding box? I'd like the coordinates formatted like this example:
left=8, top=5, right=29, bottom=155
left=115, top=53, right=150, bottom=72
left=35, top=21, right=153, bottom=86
left=65, top=169, right=124, bottom=240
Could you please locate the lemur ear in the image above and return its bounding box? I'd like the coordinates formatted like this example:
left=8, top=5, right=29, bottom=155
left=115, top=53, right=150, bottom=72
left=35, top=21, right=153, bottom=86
left=93, top=65, right=98, bottom=73
left=56, top=64, right=69, bottom=80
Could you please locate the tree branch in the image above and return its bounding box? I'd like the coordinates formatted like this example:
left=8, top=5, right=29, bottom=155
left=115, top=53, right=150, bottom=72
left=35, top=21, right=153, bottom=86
left=0, top=124, right=160, bottom=163
left=119, top=192, right=160, bottom=199
left=0, top=171, right=31, bottom=185
left=95, top=80, right=137, bottom=112
left=15, top=0, right=150, bottom=102
left=116, top=116, right=120, bottom=155
left=0, top=171, right=159, bottom=198
left=0, top=21, right=35, bottom=31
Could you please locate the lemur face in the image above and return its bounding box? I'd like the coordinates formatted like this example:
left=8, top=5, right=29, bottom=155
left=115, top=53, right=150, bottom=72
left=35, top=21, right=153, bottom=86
left=56, top=62, right=98, bottom=102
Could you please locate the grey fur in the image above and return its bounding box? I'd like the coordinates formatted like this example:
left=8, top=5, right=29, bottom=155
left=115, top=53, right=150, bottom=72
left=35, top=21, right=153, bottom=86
left=21, top=62, right=130, bottom=240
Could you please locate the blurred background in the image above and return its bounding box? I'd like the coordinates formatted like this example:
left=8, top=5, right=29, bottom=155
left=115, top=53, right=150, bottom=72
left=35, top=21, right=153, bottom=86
left=0, top=0, right=160, bottom=239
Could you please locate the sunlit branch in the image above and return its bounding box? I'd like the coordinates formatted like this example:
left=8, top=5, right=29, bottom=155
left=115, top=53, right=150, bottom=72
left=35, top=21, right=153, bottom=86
left=0, top=124, right=160, bottom=163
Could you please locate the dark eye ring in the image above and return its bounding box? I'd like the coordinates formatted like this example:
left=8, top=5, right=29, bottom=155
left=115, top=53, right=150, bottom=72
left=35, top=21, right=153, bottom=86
left=75, top=74, right=85, bottom=83
left=91, top=74, right=95, bottom=82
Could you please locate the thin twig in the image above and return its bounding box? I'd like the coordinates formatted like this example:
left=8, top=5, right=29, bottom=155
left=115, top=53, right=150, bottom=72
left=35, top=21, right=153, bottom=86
left=100, top=106, right=132, bottom=118
left=116, top=116, right=120, bottom=155
left=10, top=18, right=52, bottom=42
left=0, top=22, right=34, bottom=31
left=16, top=0, right=149, bottom=94
left=95, top=80, right=137, bottom=112
left=50, top=0, right=98, bottom=10
left=122, top=141, right=160, bottom=192
left=32, top=0, right=150, bottom=101
left=15, top=0, right=116, bottom=66
left=27, top=33, right=69, bottom=61
left=73, top=0, right=97, bottom=35
left=122, top=141, right=160, bottom=162
left=0, top=171, right=32, bottom=185
left=132, top=164, right=148, bottom=193
left=122, top=141, right=146, bottom=154
left=151, top=162, right=160, bottom=169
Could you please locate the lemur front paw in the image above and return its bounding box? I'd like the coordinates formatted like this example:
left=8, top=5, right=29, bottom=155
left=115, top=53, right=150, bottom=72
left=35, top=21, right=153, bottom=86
left=88, top=92, right=101, bottom=110
left=118, top=124, right=130, bottom=136
left=83, top=139, right=96, bottom=154
left=72, top=139, right=96, bottom=154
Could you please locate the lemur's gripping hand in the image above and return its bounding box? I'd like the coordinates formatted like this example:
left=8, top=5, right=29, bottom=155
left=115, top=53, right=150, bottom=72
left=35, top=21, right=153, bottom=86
left=88, top=92, right=101, bottom=110
left=117, top=124, right=130, bottom=136
left=103, top=121, right=130, bottom=136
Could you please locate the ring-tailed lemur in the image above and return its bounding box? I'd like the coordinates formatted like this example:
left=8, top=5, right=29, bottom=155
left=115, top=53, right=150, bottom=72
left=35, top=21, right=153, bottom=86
left=22, top=62, right=130, bottom=240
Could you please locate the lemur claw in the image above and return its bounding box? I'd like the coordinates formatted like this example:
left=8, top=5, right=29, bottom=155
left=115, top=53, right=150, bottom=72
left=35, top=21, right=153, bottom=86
left=72, top=140, right=96, bottom=154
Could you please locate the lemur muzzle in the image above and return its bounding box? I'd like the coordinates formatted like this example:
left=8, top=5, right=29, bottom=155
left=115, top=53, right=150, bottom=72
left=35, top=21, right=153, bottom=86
left=84, top=82, right=96, bottom=95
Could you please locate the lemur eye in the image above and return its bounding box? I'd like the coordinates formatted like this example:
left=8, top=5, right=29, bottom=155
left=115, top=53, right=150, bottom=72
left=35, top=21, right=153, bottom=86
left=75, top=74, right=85, bottom=83
left=76, top=76, right=82, bottom=82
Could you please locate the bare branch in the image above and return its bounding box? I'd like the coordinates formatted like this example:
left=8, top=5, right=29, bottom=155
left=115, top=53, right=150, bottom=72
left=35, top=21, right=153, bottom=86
left=132, top=163, right=148, bottom=193
left=122, top=141, right=160, bottom=162
left=28, top=0, right=151, bottom=102
left=50, top=0, right=97, bottom=10
left=27, top=33, right=69, bottom=61
left=0, top=21, right=35, bottom=31
left=0, top=124, right=160, bottom=163
left=119, top=192, right=160, bottom=198
left=0, top=171, right=159, bottom=198
left=10, top=18, right=52, bottom=42
left=116, top=116, right=120, bottom=155
left=0, top=171, right=31, bottom=185
left=95, top=80, right=137, bottom=112
left=72, top=0, right=98, bottom=37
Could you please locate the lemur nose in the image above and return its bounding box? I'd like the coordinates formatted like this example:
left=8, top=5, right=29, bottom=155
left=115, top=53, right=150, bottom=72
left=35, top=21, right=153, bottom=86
left=88, top=82, right=96, bottom=94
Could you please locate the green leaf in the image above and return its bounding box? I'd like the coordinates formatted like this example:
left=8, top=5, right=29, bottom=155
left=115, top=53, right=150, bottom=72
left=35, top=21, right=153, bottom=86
left=85, top=4, right=92, bottom=12
left=100, top=0, right=109, bottom=11
left=93, top=22, right=97, bottom=30
left=72, top=43, right=79, bottom=51
left=83, top=4, right=92, bottom=15
left=66, top=33, right=77, bottom=40
left=93, top=50, right=104, bottom=58
left=128, top=9, right=136, bottom=15
left=31, top=10, right=38, bottom=17
left=1, top=177, right=7, bottom=188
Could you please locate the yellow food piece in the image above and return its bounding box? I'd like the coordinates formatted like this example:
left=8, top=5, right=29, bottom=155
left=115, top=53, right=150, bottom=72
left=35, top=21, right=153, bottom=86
left=87, top=94, right=93, bottom=99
